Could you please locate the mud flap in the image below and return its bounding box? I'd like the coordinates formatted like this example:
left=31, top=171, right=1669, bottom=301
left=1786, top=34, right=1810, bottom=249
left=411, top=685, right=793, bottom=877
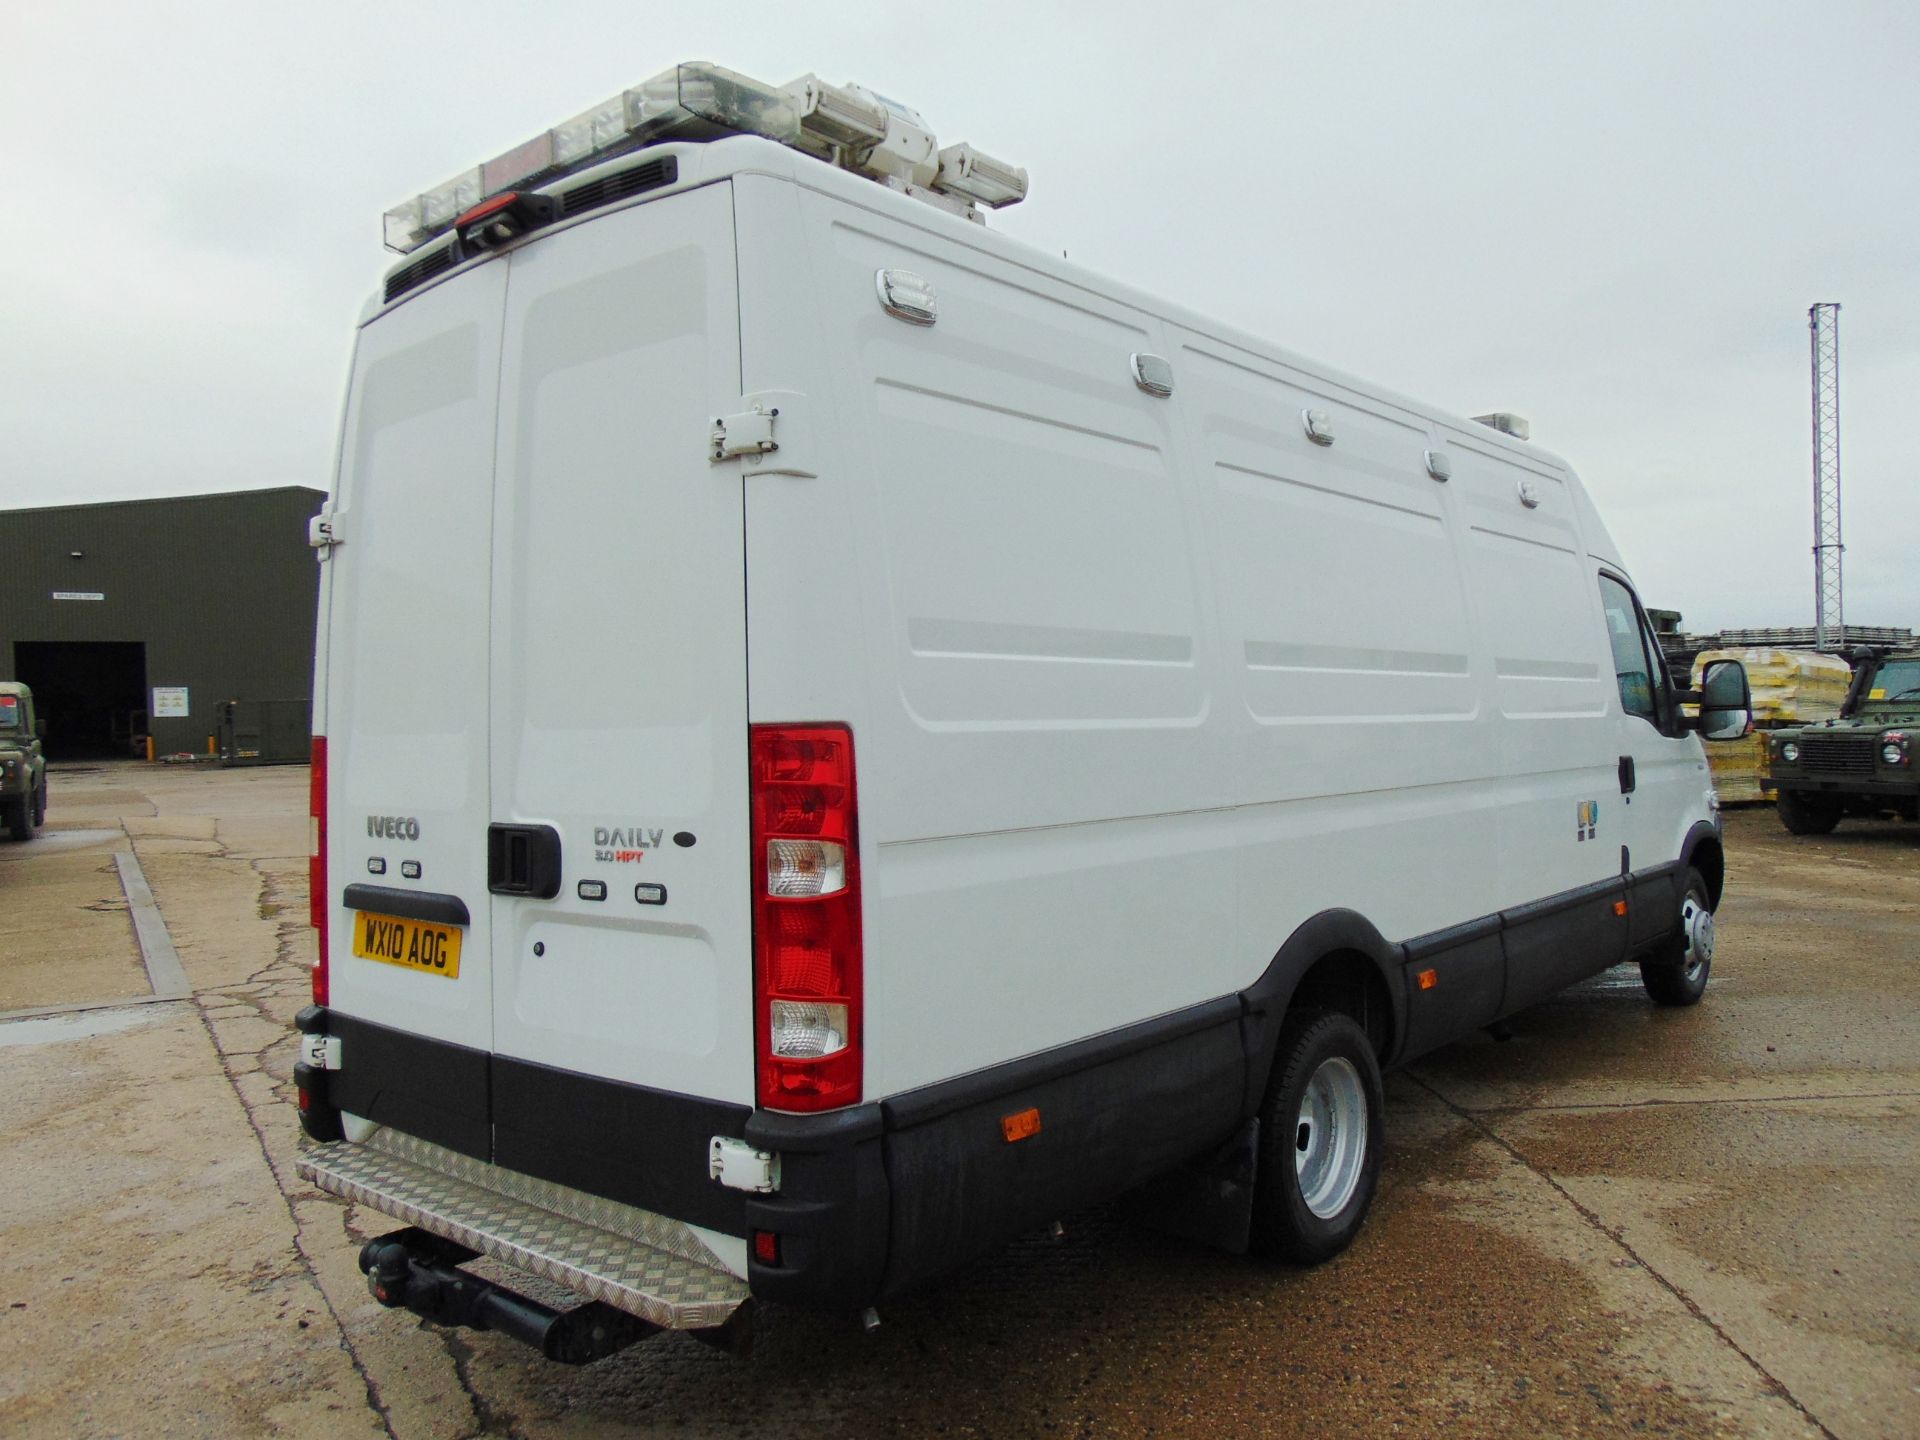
left=1116, top=1117, right=1261, bottom=1254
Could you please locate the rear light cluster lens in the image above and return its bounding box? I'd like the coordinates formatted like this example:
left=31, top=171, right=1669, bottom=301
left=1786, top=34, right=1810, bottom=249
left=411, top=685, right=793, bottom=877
left=767, top=839, right=846, bottom=897
left=750, top=725, right=861, bottom=1112
left=309, top=736, right=329, bottom=1005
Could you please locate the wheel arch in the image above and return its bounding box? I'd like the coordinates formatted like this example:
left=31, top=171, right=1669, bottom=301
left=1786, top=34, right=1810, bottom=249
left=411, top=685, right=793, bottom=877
left=1239, top=909, right=1404, bottom=1120
left=1680, top=821, right=1725, bottom=907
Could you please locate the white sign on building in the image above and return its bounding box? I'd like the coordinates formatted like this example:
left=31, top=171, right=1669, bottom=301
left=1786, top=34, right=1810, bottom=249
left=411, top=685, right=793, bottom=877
left=152, top=687, right=190, bottom=719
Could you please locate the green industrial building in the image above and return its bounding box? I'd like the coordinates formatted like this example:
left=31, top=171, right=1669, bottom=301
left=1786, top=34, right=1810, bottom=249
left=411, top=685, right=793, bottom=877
left=0, top=487, right=325, bottom=761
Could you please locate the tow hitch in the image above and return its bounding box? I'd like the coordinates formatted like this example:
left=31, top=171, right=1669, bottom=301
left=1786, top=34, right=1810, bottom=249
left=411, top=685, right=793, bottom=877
left=358, top=1228, right=658, bottom=1365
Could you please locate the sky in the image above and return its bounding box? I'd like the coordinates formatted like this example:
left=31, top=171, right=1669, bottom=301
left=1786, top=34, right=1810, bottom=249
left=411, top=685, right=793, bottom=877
left=3, top=0, right=1915, bottom=633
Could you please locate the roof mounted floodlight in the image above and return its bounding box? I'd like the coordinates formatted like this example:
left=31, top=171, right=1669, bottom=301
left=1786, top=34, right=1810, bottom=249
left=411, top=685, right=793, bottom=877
left=381, top=61, right=1026, bottom=255
left=787, top=74, right=890, bottom=153
left=936, top=144, right=1029, bottom=208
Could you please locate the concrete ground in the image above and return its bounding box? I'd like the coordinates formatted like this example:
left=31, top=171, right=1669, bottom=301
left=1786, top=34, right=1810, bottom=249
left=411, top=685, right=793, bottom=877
left=0, top=762, right=1915, bottom=1439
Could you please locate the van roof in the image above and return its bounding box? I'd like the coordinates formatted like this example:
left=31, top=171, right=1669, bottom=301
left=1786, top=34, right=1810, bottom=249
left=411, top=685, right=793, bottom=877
left=367, top=133, right=1627, bottom=577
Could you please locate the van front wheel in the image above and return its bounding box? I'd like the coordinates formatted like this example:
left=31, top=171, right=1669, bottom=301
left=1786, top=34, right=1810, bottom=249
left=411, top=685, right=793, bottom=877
left=1640, top=867, right=1713, bottom=1006
left=1249, top=1011, right=1384, bottom=1264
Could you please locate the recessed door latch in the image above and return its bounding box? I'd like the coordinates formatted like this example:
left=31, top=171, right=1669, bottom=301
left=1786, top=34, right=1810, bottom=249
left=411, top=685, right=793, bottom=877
left=709, top=1136, right=781, bottom=1193
left=710, top=403, right=779, bottom=461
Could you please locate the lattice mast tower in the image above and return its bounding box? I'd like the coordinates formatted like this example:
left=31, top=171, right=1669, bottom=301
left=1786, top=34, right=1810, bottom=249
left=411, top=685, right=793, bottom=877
left=1809, top=303, right=1844, bottom=648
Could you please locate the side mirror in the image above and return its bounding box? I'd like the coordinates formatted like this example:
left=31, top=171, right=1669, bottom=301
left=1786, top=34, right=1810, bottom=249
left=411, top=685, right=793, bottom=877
left=35, top=719, right=47, bottom=741
left=1695, top=659, right=1751, bottom=741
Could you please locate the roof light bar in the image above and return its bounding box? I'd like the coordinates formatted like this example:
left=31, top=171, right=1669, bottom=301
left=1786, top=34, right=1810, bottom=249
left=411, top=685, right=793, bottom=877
left=382, top=61, right=1026, bottom=255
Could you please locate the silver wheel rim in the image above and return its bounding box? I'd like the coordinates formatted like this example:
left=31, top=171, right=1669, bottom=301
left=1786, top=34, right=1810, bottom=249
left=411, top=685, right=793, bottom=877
left=1681, top=890, right=1714, bottom=982
left=1295, top=1056, right=1368, bottom=1220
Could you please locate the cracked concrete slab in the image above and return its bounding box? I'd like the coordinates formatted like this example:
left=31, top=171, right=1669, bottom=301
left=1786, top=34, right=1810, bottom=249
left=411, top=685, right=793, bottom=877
left=0, top=850, right=148, bottom=1011
left=0, top=1000, right=387, bottom=1439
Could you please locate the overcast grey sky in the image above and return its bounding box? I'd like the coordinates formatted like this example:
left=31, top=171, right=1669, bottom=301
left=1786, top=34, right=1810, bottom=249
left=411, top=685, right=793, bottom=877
left=3, top=1, right=1914, bottom=632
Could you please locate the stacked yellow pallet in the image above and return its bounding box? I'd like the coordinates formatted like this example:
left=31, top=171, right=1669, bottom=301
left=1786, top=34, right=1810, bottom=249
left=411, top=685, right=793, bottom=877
left=1688, top=649, right=1853, bottom=803
left=1704, top=732, right=1771, bottom=803
left=1692, top=647, right=1852, bottom=724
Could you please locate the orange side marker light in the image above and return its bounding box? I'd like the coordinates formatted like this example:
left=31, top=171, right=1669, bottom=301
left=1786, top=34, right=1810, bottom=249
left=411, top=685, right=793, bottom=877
left=1614, top=900, right=1629, bottom=917
left=1416, top=968, right=1439, bottom=991
left=1002, top=1107, right=1042, bottom=1143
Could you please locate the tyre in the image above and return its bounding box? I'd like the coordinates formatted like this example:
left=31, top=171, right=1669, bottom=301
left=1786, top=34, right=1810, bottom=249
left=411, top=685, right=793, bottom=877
left=1777, top=791, right=1840, bottom=836
left=32, top=779, right=46, bottom=827
left=4, top=796, right=29, bottom=842
left=1249, top=1011, right=1384, bottom=1264
left=1640, top=866, right=1713, bottom=1007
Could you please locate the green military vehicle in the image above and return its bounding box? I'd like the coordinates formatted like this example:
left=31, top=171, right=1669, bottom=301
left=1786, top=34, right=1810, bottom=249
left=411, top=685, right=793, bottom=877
left=1767, top=650, right=1920, bottom=834
left=0, top=681, right=49, bottom=842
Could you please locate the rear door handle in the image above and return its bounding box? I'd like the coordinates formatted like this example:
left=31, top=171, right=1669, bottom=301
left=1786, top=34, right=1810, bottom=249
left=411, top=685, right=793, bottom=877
left=1618, top=755, right=1636, bottom=794
left=488, top=824, right=562, bottom=899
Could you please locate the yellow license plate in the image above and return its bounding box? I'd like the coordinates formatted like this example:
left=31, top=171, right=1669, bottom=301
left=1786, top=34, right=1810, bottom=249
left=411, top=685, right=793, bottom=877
left=352, top=911, right=463, bottom=979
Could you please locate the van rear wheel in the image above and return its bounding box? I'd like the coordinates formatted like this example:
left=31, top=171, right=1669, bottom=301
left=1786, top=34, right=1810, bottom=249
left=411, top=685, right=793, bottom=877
left=1249, top=1011, right=1383, bottom=1264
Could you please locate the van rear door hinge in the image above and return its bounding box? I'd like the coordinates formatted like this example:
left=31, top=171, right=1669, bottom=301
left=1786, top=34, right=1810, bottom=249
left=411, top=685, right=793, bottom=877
left=308, top=512, right=342, bottom=556
left=710, top=403, right=779, bottom=461
left=708, top=392, right=816, bottom=477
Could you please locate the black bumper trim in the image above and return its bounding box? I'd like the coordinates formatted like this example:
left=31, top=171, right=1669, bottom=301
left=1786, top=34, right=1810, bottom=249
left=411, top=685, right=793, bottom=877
left=879, top=996, right=1241, bottom=1130
left=341, top=883, right=471, bottom=927
left=492, top=1055, right=750, bottom=1237
left=328, top=1012, right=491, bottom=1161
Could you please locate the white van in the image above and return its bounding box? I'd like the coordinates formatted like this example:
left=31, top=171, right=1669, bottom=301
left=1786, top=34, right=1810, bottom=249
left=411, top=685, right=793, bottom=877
left=296, top=64, right=1751, bottom=1364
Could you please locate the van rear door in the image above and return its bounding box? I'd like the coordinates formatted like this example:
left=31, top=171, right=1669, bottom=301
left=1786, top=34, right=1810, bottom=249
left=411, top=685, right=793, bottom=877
left=486, top=183, right=754, bottom=1110
left=323, top=263, right=507, bottom=1064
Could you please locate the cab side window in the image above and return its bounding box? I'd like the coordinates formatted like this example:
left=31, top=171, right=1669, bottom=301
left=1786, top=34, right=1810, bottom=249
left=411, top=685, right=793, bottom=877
left=1599, top=575, right=1658, bottom=724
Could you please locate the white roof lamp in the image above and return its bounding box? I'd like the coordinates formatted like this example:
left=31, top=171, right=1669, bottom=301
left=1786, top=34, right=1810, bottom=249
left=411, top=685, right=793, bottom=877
left=786, top=75, right=1027, bottom=211
left=935, top=144, right=1029, bottom=208
left=382, top=61, right=1027, bottom=256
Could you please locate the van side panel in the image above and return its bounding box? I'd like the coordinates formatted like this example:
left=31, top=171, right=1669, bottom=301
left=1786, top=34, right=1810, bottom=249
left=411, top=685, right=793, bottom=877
left=759, top=188, right=1233, bottom=1100
left=1172, top=337, right=1505, bottom=990
left=1440, top=425, right=1628, bottom=1006
left=753, top=178, right=1650, bottom=1102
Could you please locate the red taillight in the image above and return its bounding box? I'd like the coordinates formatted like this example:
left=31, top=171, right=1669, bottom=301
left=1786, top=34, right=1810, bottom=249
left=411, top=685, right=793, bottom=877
left=750, top=725, right=861, bottom=1112
left=752, top=1230, right=781, bottom=1265
left=310, top=736, right=329, bottom=1005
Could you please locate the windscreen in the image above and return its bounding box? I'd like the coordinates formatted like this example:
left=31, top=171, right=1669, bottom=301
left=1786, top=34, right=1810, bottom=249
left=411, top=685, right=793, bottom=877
left=0, top=696, right=21, bottom=730
left=1866, top=660, right=1920, bottom=703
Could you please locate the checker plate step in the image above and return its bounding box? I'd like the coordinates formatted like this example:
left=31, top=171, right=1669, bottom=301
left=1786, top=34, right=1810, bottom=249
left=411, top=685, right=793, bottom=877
left=298, top=1130, right=749, bottom=1330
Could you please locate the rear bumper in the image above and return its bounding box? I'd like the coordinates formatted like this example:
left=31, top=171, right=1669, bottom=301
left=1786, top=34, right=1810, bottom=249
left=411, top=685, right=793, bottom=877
left=297, top=1127, right=748, bottom=1331
left=297, top=1001, right=1248, bottom=1314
